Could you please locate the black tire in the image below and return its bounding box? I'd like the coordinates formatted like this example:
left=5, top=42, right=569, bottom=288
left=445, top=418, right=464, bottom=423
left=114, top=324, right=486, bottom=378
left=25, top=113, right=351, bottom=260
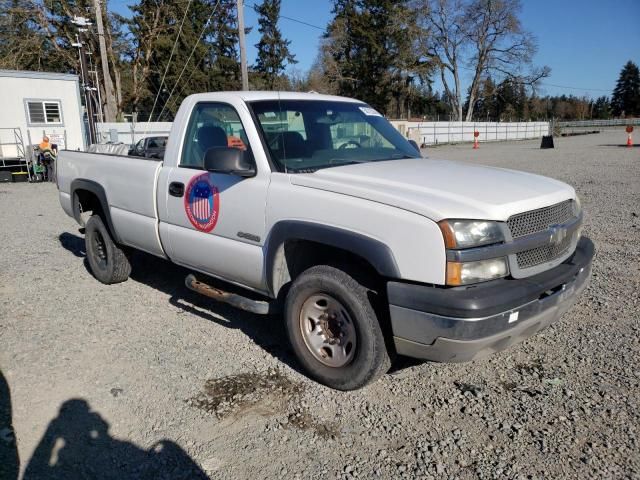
left=85, top=214, right=131, bottom=284
left=284, top=265, right=391, bottom=390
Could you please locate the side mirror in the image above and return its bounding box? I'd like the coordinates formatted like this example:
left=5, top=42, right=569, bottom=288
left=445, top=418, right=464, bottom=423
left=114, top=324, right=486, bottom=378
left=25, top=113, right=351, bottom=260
left=204, top=147, right=256, bottom=177
left=408, top=139, right=421, bottom=155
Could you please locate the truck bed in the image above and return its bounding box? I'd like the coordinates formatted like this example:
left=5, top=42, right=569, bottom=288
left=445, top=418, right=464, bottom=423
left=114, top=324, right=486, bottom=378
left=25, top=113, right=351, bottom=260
left=57, top=150, right=166, bottom=258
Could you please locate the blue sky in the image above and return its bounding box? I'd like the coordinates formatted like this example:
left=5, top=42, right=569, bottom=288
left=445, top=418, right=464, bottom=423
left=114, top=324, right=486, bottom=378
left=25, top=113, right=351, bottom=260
left=110, top=0, right=640, bottom=98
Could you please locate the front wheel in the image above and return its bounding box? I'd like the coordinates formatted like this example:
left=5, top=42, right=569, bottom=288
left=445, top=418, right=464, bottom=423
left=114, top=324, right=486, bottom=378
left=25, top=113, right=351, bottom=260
left=85, top=214, right=131, bottom=284
left=284, top=265, right=391, bottom=390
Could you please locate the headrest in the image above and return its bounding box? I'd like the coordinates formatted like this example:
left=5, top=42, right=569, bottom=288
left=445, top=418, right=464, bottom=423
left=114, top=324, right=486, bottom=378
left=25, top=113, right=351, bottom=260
left=197, top=125, right=227, bottom=150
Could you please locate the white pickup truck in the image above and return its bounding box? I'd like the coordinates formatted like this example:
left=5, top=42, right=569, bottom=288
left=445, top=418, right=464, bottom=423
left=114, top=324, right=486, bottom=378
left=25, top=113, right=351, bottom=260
left=57, top=92, right=593, bottom=390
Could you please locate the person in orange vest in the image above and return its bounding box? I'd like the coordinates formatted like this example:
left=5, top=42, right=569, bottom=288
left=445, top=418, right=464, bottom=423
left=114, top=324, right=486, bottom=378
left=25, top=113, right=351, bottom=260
left=38, top=136, right=57, bottom=182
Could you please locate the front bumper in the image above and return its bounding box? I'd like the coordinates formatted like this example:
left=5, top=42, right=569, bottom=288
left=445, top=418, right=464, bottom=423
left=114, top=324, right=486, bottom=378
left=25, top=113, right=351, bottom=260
left=388, top=237, right=594, bottom=362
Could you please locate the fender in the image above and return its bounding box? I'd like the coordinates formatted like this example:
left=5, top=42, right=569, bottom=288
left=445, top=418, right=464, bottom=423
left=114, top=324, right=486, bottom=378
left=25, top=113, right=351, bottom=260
left=264, top=220, right=400, bottom=296
left=70, top=178, right=121, bottom=244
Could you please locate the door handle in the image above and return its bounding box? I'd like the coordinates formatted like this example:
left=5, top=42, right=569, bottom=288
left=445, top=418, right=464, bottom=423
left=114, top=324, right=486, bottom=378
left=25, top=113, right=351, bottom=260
left=169, top=182, right=184, bottom=197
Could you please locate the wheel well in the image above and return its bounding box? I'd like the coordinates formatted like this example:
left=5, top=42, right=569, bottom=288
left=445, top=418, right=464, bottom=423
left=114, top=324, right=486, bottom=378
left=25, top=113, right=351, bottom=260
left=271, top=239, right=383, bottom=299
left=74, top=189, right=104, bottom=222
left=71, top=187, right=119, bottom=243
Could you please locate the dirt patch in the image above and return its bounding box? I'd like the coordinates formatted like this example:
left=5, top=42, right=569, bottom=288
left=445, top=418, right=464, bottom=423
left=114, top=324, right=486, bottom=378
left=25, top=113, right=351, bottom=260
left=285, top=410, right=340, bottom=440
left=188, top=369, right=302, bottom=419
left=188, top=370, right=340, bottom=440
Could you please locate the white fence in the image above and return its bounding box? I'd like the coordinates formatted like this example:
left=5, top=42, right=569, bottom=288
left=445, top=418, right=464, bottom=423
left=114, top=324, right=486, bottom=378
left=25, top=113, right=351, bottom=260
left=556, top=118, right=640, bottom=128
left=391, top=121, right=550, bottom=146
left=96, top=120, right=550, bottom=148
left=96, top=122, right=172, bottom=145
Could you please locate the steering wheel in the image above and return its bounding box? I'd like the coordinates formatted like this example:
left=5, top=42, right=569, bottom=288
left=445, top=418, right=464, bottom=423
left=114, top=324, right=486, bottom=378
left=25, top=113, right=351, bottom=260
left=339, top=140, right=362, bottom=149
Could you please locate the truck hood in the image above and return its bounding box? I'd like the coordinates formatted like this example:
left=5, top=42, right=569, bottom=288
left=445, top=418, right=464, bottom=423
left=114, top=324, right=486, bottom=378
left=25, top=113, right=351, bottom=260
left=290, top=158, right=575, bottom=221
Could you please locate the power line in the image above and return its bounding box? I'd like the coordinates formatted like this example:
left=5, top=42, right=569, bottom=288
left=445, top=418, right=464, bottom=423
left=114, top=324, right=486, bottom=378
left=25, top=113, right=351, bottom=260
left=539, top=82, right=610, bottom=93
left=246, top=2, right=325, bottom=31
left=155, top=0, right=222, bottom=122
left=145, top=0, right=193, bottom=128
left=450, top=64, right=611, bottom=93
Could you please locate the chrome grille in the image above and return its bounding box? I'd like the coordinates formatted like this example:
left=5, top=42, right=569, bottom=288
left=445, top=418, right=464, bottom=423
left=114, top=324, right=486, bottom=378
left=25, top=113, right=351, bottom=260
left=516, top=234, right=573, bottom=269
left=508, top=200, right=574, bottom=238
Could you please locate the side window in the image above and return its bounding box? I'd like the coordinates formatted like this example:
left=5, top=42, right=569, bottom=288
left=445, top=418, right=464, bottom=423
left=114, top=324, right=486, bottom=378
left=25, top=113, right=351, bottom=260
left=180, top=102, right=251, bottom=168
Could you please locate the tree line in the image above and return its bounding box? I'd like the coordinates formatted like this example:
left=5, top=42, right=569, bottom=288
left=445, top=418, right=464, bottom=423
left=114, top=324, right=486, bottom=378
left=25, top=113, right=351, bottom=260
left=0, top=0, right=638, bottom=122
left=0, top=0, right=296, bottom=121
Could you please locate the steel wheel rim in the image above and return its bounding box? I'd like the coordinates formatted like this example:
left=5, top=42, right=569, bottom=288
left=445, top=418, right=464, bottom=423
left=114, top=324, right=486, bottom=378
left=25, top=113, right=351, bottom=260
left=92, top=230, right=108, bottom=270
left=299, top=293, right=357, bottom=368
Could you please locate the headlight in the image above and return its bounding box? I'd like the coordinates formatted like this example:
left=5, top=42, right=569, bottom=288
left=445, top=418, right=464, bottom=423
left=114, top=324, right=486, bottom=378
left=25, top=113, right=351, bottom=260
left=438, top=220, right=504, bottom=249
left=446, top=258, right=509, bottom=286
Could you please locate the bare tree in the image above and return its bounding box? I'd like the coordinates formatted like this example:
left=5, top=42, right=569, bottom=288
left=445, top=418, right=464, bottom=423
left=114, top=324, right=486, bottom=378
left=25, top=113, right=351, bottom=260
left=417, top=0, right=549, bottom=121
left=418, top=0, right=467, bottom=120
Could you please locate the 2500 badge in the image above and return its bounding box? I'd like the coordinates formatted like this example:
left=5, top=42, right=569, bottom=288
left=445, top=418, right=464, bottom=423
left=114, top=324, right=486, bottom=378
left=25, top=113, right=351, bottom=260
left=184, top=173, right=220, bottom=232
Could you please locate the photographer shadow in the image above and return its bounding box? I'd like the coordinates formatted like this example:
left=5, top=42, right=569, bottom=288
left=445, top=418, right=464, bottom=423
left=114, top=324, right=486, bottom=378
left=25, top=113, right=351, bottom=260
left=0, top=369, right=19, bottom=480
left=23, top=399, right=208, bottom=480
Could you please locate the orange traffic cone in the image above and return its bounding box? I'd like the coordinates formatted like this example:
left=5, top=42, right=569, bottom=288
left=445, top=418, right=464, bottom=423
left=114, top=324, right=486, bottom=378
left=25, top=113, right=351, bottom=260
left=627, top=133, right=633, bottom=147
left=473, top=131, right=479, bottom=149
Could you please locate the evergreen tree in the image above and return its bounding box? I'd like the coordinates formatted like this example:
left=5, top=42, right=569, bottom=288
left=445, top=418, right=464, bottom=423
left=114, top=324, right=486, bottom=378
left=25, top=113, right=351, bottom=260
left=611, top=60, right=640, bottom=117
left=134, top=0, right=212, bottom=119
left=592, top=96, right=612, bottom=119
left=472, top=77, right=498, bottom=121
left=254, top=0, right=296, bottom=90
left=207, top=0, right=242, bottom=92
left=323, top=0, right=426, bottom=115
left=1, top=0, right=126, bottom=116
left=494, top=78, right=527, bottom=120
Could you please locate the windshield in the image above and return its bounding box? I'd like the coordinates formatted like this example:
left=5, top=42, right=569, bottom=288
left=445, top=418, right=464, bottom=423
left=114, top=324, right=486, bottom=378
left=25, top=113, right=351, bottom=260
left=249, top=100, right=420, bottom=172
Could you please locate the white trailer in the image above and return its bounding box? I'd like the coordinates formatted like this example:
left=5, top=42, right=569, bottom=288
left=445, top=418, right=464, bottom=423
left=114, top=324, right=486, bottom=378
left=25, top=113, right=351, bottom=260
left=0, top=69, right=86, bottom=159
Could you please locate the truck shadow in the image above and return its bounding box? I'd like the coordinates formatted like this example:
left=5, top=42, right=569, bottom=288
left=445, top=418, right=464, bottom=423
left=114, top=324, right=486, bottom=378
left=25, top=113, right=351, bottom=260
left=58, top=232, right=304, bottom=377
left=22, top=398, right=208, bottom=480
left=58, top=232, right=422, bottom=379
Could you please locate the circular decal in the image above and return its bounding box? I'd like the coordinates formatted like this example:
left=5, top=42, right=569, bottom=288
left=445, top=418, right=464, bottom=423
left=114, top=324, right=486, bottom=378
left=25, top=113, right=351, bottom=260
left=184, top=173, right=220, bottom=232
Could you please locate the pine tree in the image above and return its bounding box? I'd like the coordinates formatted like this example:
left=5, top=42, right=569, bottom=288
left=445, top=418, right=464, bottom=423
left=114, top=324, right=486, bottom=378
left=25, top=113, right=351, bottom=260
left=495, top=78, right=527, bottom=121
left=592, top=96, right=612, bottom=119
left=323, top=0, right=425, bottom=116
left=611, top=61, right=640, bottom=117
left=207, top=0, right=242, bottom=92
left=471, top=77, right=498, bottom=120
left=254, top=0, right=296, bottom=90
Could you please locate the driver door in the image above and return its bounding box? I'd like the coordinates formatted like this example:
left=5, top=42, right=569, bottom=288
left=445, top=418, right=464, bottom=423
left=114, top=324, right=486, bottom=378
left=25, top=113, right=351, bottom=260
left=160, top=102, right=270, bottom=290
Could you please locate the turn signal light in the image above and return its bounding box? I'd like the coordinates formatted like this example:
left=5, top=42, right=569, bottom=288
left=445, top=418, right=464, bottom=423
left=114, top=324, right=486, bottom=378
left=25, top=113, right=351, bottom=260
left=446, top=258, right=509, bottom=286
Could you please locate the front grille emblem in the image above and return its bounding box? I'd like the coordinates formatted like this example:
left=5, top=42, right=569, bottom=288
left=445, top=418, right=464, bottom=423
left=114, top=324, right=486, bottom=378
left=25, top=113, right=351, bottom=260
left=548, top=224, right=568, bottom=246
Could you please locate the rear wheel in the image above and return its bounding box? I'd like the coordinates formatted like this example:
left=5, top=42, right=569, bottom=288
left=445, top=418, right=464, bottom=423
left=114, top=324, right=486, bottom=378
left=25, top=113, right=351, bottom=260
left=85, top=214, right=131, bottom=284
left=284, top=265, right=391, bottom=390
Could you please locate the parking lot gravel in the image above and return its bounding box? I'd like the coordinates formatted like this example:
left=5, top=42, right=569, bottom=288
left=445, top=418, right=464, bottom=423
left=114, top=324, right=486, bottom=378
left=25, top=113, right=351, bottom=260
left=1, top=129, right=639, bottom=479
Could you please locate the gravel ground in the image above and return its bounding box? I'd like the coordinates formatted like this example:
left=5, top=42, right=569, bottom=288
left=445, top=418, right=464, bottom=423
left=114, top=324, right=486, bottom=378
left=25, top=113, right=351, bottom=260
left=1, top=130, right=639, bottom=479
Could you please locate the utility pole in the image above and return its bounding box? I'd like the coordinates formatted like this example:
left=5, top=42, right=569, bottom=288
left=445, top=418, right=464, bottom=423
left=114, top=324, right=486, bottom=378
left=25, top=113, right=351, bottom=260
left=88, top=53, right=104, bottom=123
left=71, top=21, right=97, bottom=145
left=237, top=0, right=249, bottom=90
left=93, top=0, right=117, bottom=121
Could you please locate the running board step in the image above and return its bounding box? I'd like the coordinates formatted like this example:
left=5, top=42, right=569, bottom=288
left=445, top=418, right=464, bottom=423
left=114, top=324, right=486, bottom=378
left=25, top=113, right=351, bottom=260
left=185, top=274, right=274, bottom=315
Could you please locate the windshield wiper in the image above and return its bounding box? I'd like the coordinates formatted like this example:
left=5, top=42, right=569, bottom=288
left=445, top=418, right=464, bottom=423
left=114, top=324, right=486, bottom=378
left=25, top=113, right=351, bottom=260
left=321, top=160, right=367, bottom=168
